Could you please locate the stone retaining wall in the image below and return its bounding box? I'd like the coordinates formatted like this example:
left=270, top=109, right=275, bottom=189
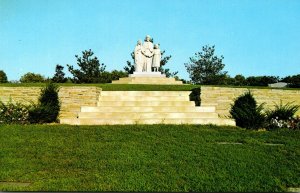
left=0, top=86, right=101, bottom=119
left=201, top=86, right=300, bottom=117
left=0, top=86, right=299, bottom=119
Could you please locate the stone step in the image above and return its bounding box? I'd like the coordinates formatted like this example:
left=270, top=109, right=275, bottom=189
left=60, top=118, right=236, bottom=126
left=112, top=81, right=182, bottom=85
left=78, top=112, right=219, bottom=119
left=97, top=101, right=196, bottom=107
left=100, top=91, right=192, bottom=96
left=98, top=95, right=189, bottom=101
left=81, top=106, right=216, bottom=113
left=111, top=77, right=183, bottom=85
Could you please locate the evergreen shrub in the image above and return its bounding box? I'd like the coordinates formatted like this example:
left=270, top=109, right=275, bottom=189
left=29, top=83, right=60, bottom=123
left=230, top=91, right=266, bottom=130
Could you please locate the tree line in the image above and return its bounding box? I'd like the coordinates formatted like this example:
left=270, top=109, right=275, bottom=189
left=0, top=46, right=299, bottom=87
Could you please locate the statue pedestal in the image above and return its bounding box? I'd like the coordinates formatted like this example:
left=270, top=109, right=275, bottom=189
left=112, top=72, right=183, bottom=85
left=129, top=72, right=166, bottom=78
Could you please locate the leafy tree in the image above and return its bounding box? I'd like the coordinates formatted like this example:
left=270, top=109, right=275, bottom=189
left=124, top=49, right=178, bottom=78
left=246, top=76, right=279, bottom=86
left=98, top=70, right=128, bottom=83
left=20, top=72, right=45, bottom=83
left=0, top=70, right=8, bottom=83
left=124, top=52, right=135, bottom=74
left=233, top=74, right=247, bottom=86
left=67, top=49, right=106, bottom=83
left=52, top=64, right=67, bottom=83
left=158, top=50, right=178, bottom=78
left=185, top=45, right=227, bottom=84
left=282, top=74, right=300, bottom=88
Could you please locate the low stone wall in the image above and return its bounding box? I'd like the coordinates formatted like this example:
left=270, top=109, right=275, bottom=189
left=0, top=87, right=41, bottom=105
left=59, top=87, right=101, bottom=119
left=0, top=86, right=101, bottom=119
left=0, top=86, right=299, bottom=120
left=201, top=86, right=300, bottom=117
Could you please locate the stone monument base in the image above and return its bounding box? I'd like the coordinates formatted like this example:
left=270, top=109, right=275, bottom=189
left=129, top=72, right=166, bottom=78
left=112, top=72, right=183, bottom=85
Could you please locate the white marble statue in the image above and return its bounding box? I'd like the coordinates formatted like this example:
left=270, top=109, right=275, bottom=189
left=141, top=35, right=154, bottom=72
left=152, top=44, right=161, bottom=72
left=134, top=40, right=144, bottom=72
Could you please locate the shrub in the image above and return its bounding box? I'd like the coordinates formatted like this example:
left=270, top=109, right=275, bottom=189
left=0, top=100, right=29, bottom=124
left=266, top=101, right=299, bottom=121
left=229, top=91, right=266, bottom=130
left=20, top=72, right=45, bottom=83
left=266, top=101, right=300, bottom=130
left=0, top=70, right=8, bottom=83
left=28, top=83, right=60, bottom=123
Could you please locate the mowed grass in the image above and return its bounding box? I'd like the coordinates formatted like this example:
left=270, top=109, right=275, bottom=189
left=1, top=83, right=300, bottom=91
left=0, top=83, right=200, bottom=91
left=0, top=124, right=299, bottom=192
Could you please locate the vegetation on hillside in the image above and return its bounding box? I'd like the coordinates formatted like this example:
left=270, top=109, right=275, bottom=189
left=0, top=124, right=299, bottom=192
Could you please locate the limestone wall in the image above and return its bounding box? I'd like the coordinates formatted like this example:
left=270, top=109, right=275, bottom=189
left=0, top=86, right=299, bottom=120
left=201, top=86, right=300, bottom=117
left=58, top=87, right=101, bottom=119
left=0, top=86, right=101, bottom=119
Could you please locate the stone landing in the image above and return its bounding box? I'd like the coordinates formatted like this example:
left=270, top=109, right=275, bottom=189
left=60, top=91, right=236, bottom=126
left=112, top=72, right=183, bottom=85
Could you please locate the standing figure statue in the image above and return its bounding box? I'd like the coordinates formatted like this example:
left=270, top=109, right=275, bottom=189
left=152, top=44, right=161, bottom=72
left=134, top=40, right=144, bottom=72
left=141, top=35, right=154, bottom=72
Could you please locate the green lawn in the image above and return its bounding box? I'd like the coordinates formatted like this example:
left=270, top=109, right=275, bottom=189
left=1, top=83, right=299, bottom=91
left=0, top=124, right=299, bottom=192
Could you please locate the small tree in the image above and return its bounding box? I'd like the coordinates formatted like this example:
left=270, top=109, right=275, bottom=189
left=28, top=82, right=60, bottom=123
left=0, top=70, right=8, bottom=83
left=233, top=74, right=247, bottom=86
left=20, top=72, right=45, bottom=83
left=67, top=49, right=106, bottom=83
left=52, top=64, right=67, bottom=83
left=230, top=91, right=266, bottom=130
left=185, top=45, right=227, bottom=84
left=282, top=74, right=300, bottom=88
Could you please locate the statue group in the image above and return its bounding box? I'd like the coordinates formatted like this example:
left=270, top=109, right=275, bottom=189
left=134, top=35, right=161, bottom=73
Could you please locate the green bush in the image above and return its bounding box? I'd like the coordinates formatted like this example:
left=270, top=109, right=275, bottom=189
left=0, top=70, right=8, bottom=83
left=20, top=72, right=45, bottom=83
left=0, top=100, right=29, bottom=124
left=265, top=101, right=300, bottom=130
left=28, top=83, right=60, bottom=123
left=266, top=100, right=299, bottom=121
left=229, top=91, right=266, bottom=130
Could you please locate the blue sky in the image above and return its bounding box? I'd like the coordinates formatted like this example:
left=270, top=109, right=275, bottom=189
left=0, top=0, right=300, bottom=81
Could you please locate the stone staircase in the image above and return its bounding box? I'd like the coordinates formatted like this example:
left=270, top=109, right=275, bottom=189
left=60, top=91, right=235, bottom=126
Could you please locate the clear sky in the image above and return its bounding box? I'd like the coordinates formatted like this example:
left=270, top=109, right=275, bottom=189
left=0, top=0, right=300, bottom=81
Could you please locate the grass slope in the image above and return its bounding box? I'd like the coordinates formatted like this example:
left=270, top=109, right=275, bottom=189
left=0, top=124, right=299, bottom=192
left=1, top=83, right=299, bottom=90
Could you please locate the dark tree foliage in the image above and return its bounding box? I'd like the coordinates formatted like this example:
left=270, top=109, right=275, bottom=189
left=28, top=82, right=60, bottom=123
left=124, top=49, right=178, bottom=78
left=245, top=76, right=279, bottom=86
left=124, top=52, right=135, bottom=74
left=52, top=64, right=67, bottom=83
left=67, top=49, right=106, bottom=83
left=0, top=70, right=8, bottom=83
left=158, top=50, right=178, bottom=78
left=282, top=74, right=300, bottom=88
left=185, top=45, right=227, bottom=85
left=20, top=72, right=45, bottom=83
left=230, top=91, right=266, bottom=130
left=98, top=70, right=128, bottom=83
left=233, top=74, right=247, bottom=86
